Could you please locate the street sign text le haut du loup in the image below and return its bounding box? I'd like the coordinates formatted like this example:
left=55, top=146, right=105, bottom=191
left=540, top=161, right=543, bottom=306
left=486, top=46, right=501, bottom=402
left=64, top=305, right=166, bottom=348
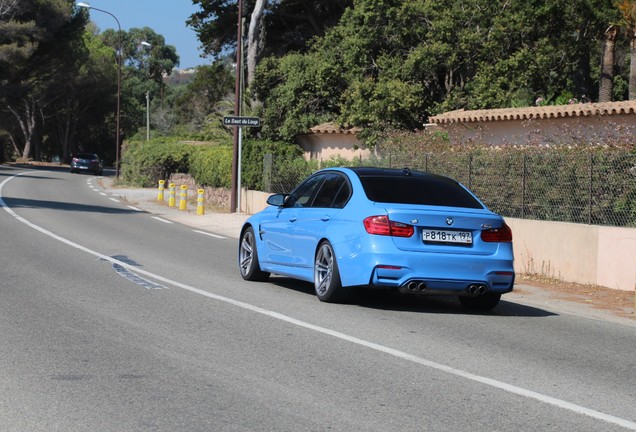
left=223, top=116, right=261, bottom=127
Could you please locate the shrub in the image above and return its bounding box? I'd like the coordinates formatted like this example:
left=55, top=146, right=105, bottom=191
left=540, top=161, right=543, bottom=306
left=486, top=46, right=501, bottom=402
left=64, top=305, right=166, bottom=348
left=241, top=139, right=304, bottom=190
left=120, top=138, right=194, bottom=187
left=189, top=145, right=233, bottom=188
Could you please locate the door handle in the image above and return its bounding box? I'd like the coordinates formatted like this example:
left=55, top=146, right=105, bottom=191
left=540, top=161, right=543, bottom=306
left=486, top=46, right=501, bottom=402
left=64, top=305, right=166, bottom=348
left=321, top=216, right=331, bottom=222
left=289, top=217, right=297, bottom=223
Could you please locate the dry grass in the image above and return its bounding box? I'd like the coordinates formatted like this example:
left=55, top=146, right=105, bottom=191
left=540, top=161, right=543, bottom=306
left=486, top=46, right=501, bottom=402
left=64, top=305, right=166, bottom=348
left=518, top=274, right=635, bottom=320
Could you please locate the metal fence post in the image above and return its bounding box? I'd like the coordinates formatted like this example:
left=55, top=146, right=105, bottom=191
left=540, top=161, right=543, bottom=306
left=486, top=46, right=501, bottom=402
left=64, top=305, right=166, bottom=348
left=468, top=153, right=473, bottom=190
left=263, top=153, right=272, bottom=193
left=522, top=154, right=526, bottom=219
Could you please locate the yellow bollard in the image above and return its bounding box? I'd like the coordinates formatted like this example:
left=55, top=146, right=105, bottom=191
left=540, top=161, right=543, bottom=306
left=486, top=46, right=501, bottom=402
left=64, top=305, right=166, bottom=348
left=179, top=185, right=188, bottom=211
left=196, top=189, right=205, bottom=216
left=168, top=183, right=176, bottom=207
left=157, top=179, right=165, bottom=202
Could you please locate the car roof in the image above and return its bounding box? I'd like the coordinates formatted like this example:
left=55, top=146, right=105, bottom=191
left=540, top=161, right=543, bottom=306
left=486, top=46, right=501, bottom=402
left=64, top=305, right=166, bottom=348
left=341, top=166, right=483, bottom=209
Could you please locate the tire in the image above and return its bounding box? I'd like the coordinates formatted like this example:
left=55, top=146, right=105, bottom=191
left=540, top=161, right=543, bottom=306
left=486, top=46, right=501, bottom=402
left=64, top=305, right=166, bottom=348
left=314, top=241, right=349, bottom=303
left=238, top=226, right=270, bottom=281
left=459, top=293, right=501, bottom=311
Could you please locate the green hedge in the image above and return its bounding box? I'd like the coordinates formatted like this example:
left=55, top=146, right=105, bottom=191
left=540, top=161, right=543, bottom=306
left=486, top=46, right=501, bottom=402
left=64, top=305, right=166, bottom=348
left=188, top=146, right=233, bottom=188
left=119, top=137, right=305, bottom=190
left=120, top=139, right=193, bottom=187
left=241, top=139, right=305, bottom=190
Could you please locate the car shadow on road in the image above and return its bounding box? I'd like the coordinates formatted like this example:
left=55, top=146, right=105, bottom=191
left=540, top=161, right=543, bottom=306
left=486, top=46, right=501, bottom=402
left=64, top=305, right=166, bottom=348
left=1, top=196, right=141, bottom=215
left=0, top=173, right=60, bottom=182
left=268, top=277, right=557, bottom=318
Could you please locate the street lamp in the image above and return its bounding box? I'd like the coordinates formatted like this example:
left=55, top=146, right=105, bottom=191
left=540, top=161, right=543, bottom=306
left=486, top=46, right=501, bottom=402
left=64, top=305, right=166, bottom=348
left=77, top=2, right=123, bottom=178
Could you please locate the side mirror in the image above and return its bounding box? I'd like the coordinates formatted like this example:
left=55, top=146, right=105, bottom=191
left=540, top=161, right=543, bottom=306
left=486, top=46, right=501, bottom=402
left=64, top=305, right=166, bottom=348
left=266, top=194, right=287, bottom=206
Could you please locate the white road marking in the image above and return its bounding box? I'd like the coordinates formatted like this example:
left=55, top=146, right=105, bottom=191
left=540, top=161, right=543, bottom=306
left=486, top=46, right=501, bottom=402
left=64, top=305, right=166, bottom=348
left=127, top=206, right=143, bottom=212
left=1, top=171, right=635, bottom=431
left=151, top=216, right=172, bottom=224
left=99, top=192, right=107, bottom=196
left=193, top=229, right=226, bottom=239
left=109, top=197, right=120, bottom=203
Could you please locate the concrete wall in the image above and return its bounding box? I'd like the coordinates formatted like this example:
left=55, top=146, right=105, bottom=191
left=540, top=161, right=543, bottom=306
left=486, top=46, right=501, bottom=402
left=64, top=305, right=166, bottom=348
left=507, top=218, right=636, bottom=291
left=444, top=114, right=636, bottom=147
left=241, top=189, right=270, bottom=215
left=241, top=190, right=636, bottom=292
left=296, top=133, right=371, bottom=162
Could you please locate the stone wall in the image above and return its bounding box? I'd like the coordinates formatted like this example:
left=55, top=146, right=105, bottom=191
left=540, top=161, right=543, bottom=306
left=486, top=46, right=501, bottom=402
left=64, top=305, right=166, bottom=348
left=168, top=173, right=231, bottom=211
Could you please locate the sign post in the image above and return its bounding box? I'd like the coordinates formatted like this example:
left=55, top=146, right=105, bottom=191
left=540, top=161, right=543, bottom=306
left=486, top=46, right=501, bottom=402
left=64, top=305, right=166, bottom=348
left=224, top=116, right=261, bottom=213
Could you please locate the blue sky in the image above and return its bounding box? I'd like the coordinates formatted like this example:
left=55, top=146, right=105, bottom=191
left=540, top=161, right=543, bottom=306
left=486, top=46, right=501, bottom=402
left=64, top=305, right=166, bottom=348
left=78, top=0, right=208, bottom=69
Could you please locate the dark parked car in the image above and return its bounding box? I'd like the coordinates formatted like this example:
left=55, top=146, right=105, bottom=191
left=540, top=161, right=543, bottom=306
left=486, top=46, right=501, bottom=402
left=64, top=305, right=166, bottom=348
left=71, top=153, right=103, bottom=175
left=239, top=167, right=515, bottom=310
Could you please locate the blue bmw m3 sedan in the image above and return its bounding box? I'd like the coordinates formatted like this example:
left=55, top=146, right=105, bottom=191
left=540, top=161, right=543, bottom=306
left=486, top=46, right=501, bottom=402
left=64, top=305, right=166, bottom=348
left=239, top=167, right=514, bottom=310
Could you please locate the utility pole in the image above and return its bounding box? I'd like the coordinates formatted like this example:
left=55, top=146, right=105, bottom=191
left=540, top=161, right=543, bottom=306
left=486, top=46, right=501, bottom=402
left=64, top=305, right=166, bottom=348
left=230, top=0, right=243, bottom=213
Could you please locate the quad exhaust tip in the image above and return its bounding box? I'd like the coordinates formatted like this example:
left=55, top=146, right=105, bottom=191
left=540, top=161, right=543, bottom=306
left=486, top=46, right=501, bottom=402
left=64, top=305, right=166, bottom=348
left=402, top=281, right=488, bottom=296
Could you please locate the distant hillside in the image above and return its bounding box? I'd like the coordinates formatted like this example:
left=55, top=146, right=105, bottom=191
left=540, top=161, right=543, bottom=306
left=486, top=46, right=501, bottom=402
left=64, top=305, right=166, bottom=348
left=164, top=68, right=196, bottom=85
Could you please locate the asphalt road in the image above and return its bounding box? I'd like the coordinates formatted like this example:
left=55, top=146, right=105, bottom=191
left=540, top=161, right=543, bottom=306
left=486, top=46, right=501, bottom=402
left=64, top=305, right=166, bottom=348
left=1, top=164, right=635, bottom=432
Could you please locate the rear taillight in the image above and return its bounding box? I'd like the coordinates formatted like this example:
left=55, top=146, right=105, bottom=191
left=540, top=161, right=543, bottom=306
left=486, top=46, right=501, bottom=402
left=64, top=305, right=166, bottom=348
left=363, top=215, right=414, bottom=237
left=482, top=223, right=513, bottom=242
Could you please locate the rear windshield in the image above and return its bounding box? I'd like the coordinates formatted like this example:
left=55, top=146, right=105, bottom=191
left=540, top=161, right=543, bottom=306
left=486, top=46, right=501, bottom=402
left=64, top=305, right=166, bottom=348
left=359, top=175, right=483, bottom=209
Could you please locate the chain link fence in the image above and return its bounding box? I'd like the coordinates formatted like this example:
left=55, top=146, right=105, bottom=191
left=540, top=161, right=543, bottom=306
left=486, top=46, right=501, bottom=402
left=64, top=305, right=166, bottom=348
left=261, top=150, right=636, bottom=227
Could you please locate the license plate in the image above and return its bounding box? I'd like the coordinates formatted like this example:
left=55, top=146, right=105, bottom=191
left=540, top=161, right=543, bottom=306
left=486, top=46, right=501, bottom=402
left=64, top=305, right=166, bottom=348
left=423, top=229, right=472, bottom=244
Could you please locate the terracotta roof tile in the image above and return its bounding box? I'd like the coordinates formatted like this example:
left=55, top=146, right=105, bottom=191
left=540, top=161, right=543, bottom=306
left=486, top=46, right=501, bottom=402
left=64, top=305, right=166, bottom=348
left=429, top=100, right=636, bottom=124
left=308, top=122, right=362, bottom=135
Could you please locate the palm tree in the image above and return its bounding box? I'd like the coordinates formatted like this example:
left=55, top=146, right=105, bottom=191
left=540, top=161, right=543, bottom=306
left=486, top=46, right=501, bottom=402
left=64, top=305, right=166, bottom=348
left=617, top=0, right=636, bottom=100
left=600, top=25, right=620, bottom=102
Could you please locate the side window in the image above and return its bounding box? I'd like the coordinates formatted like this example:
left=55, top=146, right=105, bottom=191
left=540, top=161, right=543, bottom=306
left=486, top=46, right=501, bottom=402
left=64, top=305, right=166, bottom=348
left=311, top=173, right=351, bottom=208
left=284, top=174, right=324, bottom=208
left=332, top=179, right=351, bottom=208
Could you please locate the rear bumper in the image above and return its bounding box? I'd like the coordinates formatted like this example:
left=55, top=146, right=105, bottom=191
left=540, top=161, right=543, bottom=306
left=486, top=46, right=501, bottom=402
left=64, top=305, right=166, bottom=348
left=334, top=237, right=515, bottom=294
left=71, top=163, right=101, bottom=173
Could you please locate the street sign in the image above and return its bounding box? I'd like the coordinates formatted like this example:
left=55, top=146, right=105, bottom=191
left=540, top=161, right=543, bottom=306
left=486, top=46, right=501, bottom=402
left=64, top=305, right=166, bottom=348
left=223, top=116, right=261, bottom=127
left=224, top=116, right=261, bottom=212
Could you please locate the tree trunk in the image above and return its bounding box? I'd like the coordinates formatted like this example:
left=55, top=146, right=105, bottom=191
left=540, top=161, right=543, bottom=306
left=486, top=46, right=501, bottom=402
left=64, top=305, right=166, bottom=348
left=7, top=97, right=38, bottom=160
left=599, top=25, right=619, bottom=102
left=58, top=103, right=73, bottom=163
left=630, top=29, right=636, bottom=100
left=247, top=0, right=267, bottom=86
